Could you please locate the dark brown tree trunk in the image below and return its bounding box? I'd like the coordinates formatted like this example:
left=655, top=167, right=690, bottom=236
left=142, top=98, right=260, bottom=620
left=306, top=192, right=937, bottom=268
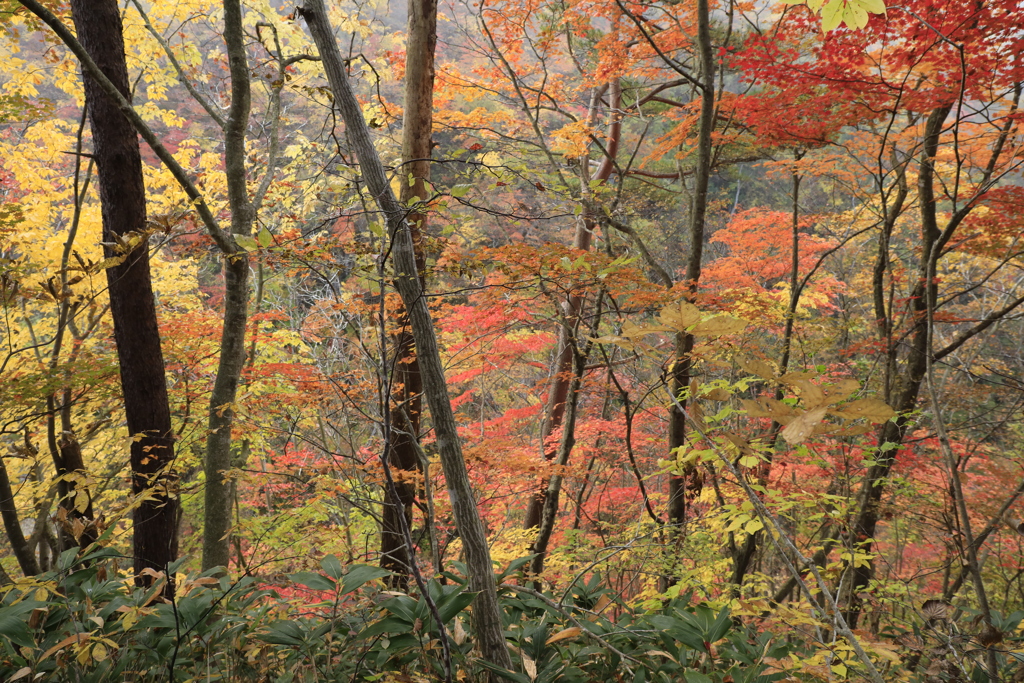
left=844, top=104, right=952, bottom=627
left=380, top=0, right=437, bottom=588
left=301, top=1, right=512, bottom=669
left=523, top=80, right=621, bottom=529
left=0, top=454, right=39, bottom=576
left=69, top=0, right=178, bottom=591
left=667, top=0, right=714, bottom=531
left=200, top=0, right=254, bottom=572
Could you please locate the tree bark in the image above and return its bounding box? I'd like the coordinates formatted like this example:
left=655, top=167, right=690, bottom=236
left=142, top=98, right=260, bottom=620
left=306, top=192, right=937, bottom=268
left=0, top=454, right=39, bottom=576
left=200, top=0, right=255, bottom=572
left=68, top=0, right=178, bottom=590
left=667, top=0, right=714, bottom=531
left=300, top=0, right=512, bottom=671
left=381, top=0, right=437, bottom=588
left=523, top=80, right=621, bottom=529
left=844, top=104, right=952, bottom=627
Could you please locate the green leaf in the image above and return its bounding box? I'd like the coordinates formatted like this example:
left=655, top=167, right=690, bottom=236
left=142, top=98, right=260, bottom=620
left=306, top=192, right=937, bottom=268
left=0, top=602, right=40, bottom=648
left=235, top=235, right=259, bottom=251
left=451, top=184, right=472, bottom=198
left=257, top=226, right=273, bottom=248
left=437, top=590, right=477, bottom=624
left=497, top=555, right=536, bottom=581
left=381, top=594, right=419, bottom=622
left=341, top=565, right=390, bottom=594
left=685, top=673, right=713, bottom=683
left=320, top=555, right=344, bottom=581
left=287, top=571, right=336, bottom=592
left=259, top=620, right=307, bottom=646
left=357, top=615, right=414, bottom=639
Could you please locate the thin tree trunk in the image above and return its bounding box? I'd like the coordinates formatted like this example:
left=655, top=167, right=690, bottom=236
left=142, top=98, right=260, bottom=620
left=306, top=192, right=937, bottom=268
left=300, top=0, right=512, bottom=670
left=69, top=0, right=178, bottom=590
left=523, top=80, right=621, bottom=529
left=844, top=104, right=952, bottom=627
left=0, top=454, right=39, bottom=576
left=528, top=292, right=604, bottom=575
left=667, top=0, right=714, bottom=531
left=381, top=0, right=437, bottom=587
left=201, top=0, right=255, bottom=572
left=731, top=153, right=801, bottom=587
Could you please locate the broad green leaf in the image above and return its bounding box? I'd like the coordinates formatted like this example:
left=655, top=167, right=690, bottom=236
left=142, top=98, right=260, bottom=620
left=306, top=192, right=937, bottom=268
left=357, top=615, right=414, bottom=639
left=235, top=235, right=258, bottom=251
left=340, top=564, right=390, bottom=593
left=257, top=226, right=273, bottom=248
left=437, top=590, right=477, bottom=624
left=320, top=555, right=344, bottom=580
left=287, top=571, right=336, bottom=592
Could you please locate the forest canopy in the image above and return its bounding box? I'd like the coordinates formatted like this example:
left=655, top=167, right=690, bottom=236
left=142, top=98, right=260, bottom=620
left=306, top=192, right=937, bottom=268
left=0, top=0, right=1023, bottom=681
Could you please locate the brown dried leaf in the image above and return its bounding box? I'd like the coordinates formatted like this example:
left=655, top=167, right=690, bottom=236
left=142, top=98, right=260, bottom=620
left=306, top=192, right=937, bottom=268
left=740, top=398, right=773, bottom=418
left=778, top=371, right=815, bottom=382
left=658, top=301, right=701, bottom=330
left=781, top=407, right=828, bottom=444
left=790, top=379, right=825, bottom=408
left=833, top=423, right=873, bottom=436
left=832, top=398, right=896, bottom=424
left=895, top=633, right=925, bottom=651
left=704, top=387, right=731, bottom=401
left=524, top=656, right=537, bottom=680
left=822, top=379, right=859, bottom=405
left=454, top=617, right=468, bottom=646
left=921, top=599, right=951, bottom=622
left=737, top=356, right=776, bottom=381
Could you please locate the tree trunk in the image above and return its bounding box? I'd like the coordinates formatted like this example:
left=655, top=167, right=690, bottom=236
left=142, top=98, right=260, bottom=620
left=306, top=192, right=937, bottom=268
left=69, top=0, right=178, bottom=591
left=523, top=80, right=621, bottom=529
left=300, top=0, right=512, bottom=671
left=844, top=104, right=952, bottom=627
left=667, top=0, right=714, bottom=531
left=200, top=0, right=255, bottom=572
left=0, top=454, right=39, bottom=576
left=381, top=0, right=437, bottom=588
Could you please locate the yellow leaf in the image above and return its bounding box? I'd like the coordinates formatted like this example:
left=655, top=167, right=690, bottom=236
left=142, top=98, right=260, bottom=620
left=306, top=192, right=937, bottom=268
left=41, top=632, right=90, bottom=661
left=691, top=315, right=746, bottom=336
left=545, top=627, right=582, bottom=644
left=821, top=0, right=844, bottom=31
left=9, top=667, right=31, bottom=682
left=658, top=301, right=701, bottom=330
